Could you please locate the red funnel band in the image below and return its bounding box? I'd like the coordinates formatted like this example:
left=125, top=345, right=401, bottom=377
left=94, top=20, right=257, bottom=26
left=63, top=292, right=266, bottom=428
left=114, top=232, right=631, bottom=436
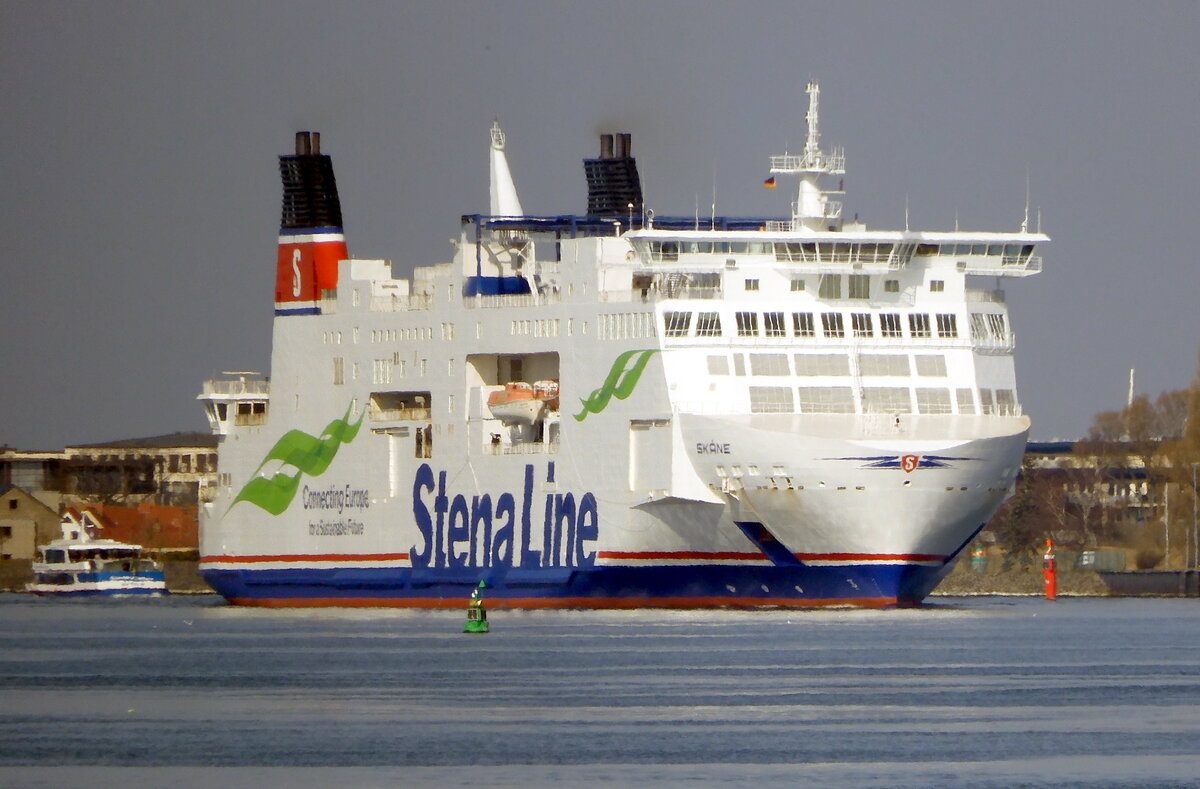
left=275, top=234, right=347, bottom=306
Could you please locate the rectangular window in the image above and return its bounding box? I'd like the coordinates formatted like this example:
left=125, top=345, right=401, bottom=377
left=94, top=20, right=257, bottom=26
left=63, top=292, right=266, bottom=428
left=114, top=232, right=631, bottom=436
left=333, top=357, right=345, bottom=386
left=790, top=279, right=805, bottom=292
left=995, top=389, right=1017, bottom=415
left=792, top=312, right=815, bottom=337
left=956, top=388, right=975, bottom=414
left=794, top=354, right=851, bottom=376
left=733, top=354, right=746, bottom=376
left=750, top=353, right=789, bottom=376
left=987, top=313, right=1007, bottom=339
left=916, top=388, right=953, bottom=414
left=696, top=312, right=722, bottom=337
left=744, top=279, right=760, bottom=291
left=735, top=312, right=759, bottom=337
left=862, top=387, right=913, bottom=414
left=930, top=280, right=945, bottom=292
left=764, top=312, right=786, bottom=337
left=884, top=279, right=900, bottom=293
left=821, top=312, right=844, bottom=338
left=851, top=313, right=873, bottom=338
left=879, top=313, right=903, bottom=338
left=908, top=313, right=931, bottom=338
left=749, top=386, right=794, bottom=413
left=664, top=311, right=692, bottom=337
left=848, top=274, right=870, bottom=300
left=797, top=386, right=855, bottom=413
left=979, top=388, right=994, bottom=414
left=818, top=274, right=842, bottom=299
left=914, top=355, right=948, bottom=376
left=859, top=354, right=909, bottom=376
left=936, top=313, right=958, bottom=338
left=707, top=355, right=729, bottom=375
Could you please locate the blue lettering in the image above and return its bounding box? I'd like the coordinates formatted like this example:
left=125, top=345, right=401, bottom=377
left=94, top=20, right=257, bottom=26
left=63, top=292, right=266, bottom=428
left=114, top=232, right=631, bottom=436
left=554, top=493, right=576, bottom=568
left=492, top=492, right=515, bottom=566
left=519, top=464, right=540, bottom=568
left=448, top=494, right=469, bottom=567
left=410, top=464, right=434, bottom=568
left=469, top=494, right=493, bottom=567
left=410, top=464, right=596, bottom=571
left=434, top=471, right=449, bottom=568
left=576, top=492, right=598, bottom=567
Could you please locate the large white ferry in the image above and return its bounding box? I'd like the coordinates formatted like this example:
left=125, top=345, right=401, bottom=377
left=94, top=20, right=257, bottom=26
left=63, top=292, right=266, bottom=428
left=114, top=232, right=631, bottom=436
left=199, top=84, right=1046, bottom=607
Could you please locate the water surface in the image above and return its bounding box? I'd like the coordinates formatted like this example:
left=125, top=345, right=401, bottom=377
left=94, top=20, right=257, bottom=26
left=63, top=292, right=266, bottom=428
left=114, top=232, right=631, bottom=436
left=2, top=594, right=1198, bottom=787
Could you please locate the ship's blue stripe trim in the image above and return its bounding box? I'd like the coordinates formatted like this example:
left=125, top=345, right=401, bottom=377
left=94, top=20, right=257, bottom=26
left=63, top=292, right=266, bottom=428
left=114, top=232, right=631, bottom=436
left=274, top=306, right=321, bottom=316
left=278, top=226, right=344, bottom=236
left=203, top=562, right=953, bottom=606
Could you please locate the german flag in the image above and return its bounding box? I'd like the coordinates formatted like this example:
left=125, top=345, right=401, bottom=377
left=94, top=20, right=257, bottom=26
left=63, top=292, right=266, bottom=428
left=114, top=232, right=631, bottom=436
left=763, top=176, right=777, bottom=188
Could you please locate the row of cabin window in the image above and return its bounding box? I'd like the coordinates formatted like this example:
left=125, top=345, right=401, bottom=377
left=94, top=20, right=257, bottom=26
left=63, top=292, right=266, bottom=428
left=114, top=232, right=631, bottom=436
left=747, top=385, right=1019, bottom=415
left=646, top=240, right=1033, bottom=261
left=762, top=274, right=922, bottom=299
left=709, top=353, right=948, bottom=378
left=664, top=310, right=963, bottom=340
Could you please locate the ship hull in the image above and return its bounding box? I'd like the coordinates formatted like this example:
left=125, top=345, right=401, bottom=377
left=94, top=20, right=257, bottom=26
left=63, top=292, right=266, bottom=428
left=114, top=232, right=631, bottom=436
left=202, top=561, right=954, bottom=608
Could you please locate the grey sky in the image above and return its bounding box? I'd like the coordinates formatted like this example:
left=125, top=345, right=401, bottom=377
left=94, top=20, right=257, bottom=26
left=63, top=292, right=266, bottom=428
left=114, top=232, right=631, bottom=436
left=3, top=1, right=1197, bottom=450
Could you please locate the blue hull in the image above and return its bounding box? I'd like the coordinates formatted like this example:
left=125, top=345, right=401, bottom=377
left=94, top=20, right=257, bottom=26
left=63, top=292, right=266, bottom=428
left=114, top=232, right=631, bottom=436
left=202, top=562, right=954, bottom=608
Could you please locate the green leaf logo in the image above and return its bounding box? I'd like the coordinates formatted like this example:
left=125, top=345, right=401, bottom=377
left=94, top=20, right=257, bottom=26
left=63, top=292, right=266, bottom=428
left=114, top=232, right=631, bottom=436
left=574, top=349, right=659, bottom=421
left=230, top=404, right=364, bottom=515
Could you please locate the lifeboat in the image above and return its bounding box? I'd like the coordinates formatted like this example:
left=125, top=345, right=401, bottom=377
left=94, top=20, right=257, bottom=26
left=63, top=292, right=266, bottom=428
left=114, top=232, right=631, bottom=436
left=487, top=382, right=544, bottom=425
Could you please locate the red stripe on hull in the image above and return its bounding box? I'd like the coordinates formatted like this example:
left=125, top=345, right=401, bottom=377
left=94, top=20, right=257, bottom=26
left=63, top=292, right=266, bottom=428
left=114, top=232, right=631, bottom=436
left=597, top=550, right=762, bottom=561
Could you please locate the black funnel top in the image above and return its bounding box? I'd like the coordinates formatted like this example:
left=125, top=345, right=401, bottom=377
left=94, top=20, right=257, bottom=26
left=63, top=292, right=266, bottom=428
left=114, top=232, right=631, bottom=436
left=584, top=132, right=643, bottom=218
left=279, top=131, right=343, bottom=230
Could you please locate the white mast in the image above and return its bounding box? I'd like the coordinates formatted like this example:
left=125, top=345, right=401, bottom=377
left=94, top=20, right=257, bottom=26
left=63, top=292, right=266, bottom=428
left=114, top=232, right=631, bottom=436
left=489, top=121, right=524, bottom=217
left=769, top=81, right=845, bottom=231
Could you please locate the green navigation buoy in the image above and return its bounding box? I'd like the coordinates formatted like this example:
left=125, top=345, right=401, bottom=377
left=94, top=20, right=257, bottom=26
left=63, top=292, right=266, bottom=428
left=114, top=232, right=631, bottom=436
left=464, top=580, right=489, bottom=633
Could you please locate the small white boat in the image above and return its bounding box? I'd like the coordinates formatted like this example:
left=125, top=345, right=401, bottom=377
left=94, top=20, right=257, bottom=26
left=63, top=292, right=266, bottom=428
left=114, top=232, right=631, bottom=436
left=27, top=518, right=167, bottom=596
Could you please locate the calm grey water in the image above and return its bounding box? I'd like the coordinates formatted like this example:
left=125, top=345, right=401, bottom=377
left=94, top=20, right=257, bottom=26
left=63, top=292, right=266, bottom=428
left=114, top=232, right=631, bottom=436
left=1, top=594, right=1198, bottom=788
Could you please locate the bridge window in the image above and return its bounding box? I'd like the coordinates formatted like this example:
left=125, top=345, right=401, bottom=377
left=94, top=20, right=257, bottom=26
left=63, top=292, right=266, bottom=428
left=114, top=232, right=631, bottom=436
left=664, top=311, right=692, bottom=337
left=735, top=312, right=759, bottom=337
left=696, top=312, right=722, bottom=337
left=909, top=314, right=931, bottom=338
left=880, top=313, right=903, bottom=338
left=851, top=313, right=873, bottom=338
left=792, top=312, right=815, bottom=337
left=936, top=314, right=958, bottom=338
left=764, top=312, right=786, bottom=337
left=821, top=312, right=844, bottom=338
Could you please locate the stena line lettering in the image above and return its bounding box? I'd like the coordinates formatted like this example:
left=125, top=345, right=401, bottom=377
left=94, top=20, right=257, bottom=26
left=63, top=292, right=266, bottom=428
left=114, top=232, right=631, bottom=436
left=410, top=462, right=598, bottom=570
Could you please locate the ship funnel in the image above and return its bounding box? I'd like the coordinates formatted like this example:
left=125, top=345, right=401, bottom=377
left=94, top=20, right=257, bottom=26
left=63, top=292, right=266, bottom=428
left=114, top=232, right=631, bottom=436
left=274, top=131, right=348, bottom=316
left=584, top=131, right=643, bottom=219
